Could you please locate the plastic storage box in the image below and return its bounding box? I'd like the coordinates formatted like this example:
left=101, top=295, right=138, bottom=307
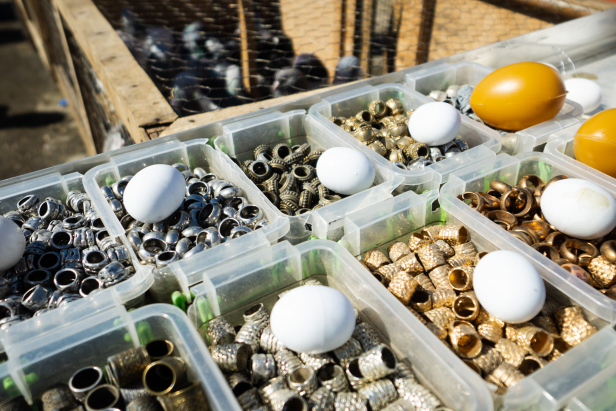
left=188, top=239, right=493, bottom=411
left=0, top=303, right=239, bottom=410
left=404, top=62, right=584, bottom=154
left=213, top=110, right=406, bottom=244
left=441, top=152, right=616, bottom=322
left=308, top=83, right=502, bottom=187
left=83, top=138, right=290, bottom=304
left=0, top=170, right=152, bottom=349
left=337, top=188, right=616, bottom=411
left=564, top=359, right=616, bottom=411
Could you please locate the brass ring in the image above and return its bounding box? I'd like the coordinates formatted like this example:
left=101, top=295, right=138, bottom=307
left=519, top=174, right=545, bottom=190
left=500, top=189, right=533, bottom=217
left=559, top=239, right=598, bottom=265
left=511, top=226, right=540, bottom=244
left=601, top=240, right=616, bottom=264
left=478, top=192, right=500, bottom=210
left=485, top=210, right=517, bottom=229
left=520, top=220, right=551, bottom=242
left=545, top=175, right=568, bottom=190
left=459, top=192, right=485, bottom=213
left=486, top=189, right=502, bottom=199
left=510, top=230, right=533, bottom=246
left=490, top=179, right=512, bottom=194
left=545, top=232, right=568, bottom=248
left=532, top=243, right=560, bottom=260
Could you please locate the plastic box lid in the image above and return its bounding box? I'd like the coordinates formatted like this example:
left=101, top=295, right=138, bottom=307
left=213, top=109, right=408, bottom=244
left=83, top=138, right=290, bottom=304
left=308, top=83, right=502, bottom=187
left=0, top=170, right=152, bottom=350
left=336, top=188, right=616, bottom=411
left=404, top=61, right=584, bottom=155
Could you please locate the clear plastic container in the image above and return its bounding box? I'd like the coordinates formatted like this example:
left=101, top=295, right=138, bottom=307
left=188, top=239, right=493, bottom=411
left=213, top=109, right=406, bottom=244
left=307, top=83, right=502, bottom=187
left=404, top=62, right=584, bottom=154
left=83, top=139, right=290, bottom=304
left=564, top=359, right=616, bottom=411
left=0, top=303, right=240, bottom=410
left=440, top=152, right=616, bottom=325
left=338, top=188, right=616, bottom=411
left=0, top=170, right=152, bottom=348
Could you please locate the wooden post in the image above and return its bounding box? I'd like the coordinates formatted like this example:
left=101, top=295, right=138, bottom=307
left=358, top=0, right=374, bottom=75
left=238, top=0, right=259, bottom=98
left=415, top=0, right=437, bottom=65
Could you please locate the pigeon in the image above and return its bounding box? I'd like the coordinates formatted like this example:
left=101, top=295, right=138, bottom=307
left=271, top=68, right=309, bottom=98
left=293, top=53, right=329, bottom=90
left=333, top=56, right=364, bottom=85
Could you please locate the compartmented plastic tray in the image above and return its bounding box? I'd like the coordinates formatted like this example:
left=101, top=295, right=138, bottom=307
left=440, top=152, right=616, bottom=324
left=404, top=62, right=584, bottom=154
left=214, top=110, right=406, bottom=244
left=83, top=139, right=290, bottom=304
left=337, top=188, right=616, bottom=411
left=308, top=83, right=502, bottom=187
left=188, top=239, right=493, bottom=411
left=0, top=170, right=152, bottom=349
left=0, top=303, right=239, bottom=410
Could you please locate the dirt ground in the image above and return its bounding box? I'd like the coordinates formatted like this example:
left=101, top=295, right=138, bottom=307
left=0, top=0, right=86, bottom=181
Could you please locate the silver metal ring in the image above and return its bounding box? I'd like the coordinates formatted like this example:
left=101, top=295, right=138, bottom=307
left=143, top=231, right=165, bottom=243
left=109, top=245, right=130, bottom=263
left=230, top=226, right=252, bottom=240
left=24, top=269, right=52, bottom=289
left=196, top=227, right=220, bottom=247
left=186, top=181, right=209, bottom=197
left=165, top=230, right=180, bottom=249
left=112, top=179, right=130, bottom=200
left=156, top=251, right=179, bottom=267
left=100, top=185, right=115, bottom=201
left=182, top=243, right=206, bottom=260
left=198, top=204, right=221, bottom=227
left=69, top=366, right=105, bottom=402
left=37, top=251, right=62, bottom=272
left=223, top=206, right=238, bottom=219
left=23, top=216, right=45, bottom=231
left=98, top=261, right=127, bottom=285
left=225, top=197, right=248, bottom=212
left=168, top=211, right=191, bottom=232
left=127, top=230, right=143, bottom=251
left=175, top=238, right=192, bottom=257
left=109, top=199, right=125, bottom=219
left=151, top=220, right=168, bottom=233
left=218, top=218, right=241, bottom=242
left=120, top=214, right=135, bottom=230
left=193, top=167, right=207, bottom=179
left=216, top=186, right=243, bottom=202
left=181, top=226, right=202, bottom=241
left=83, top=250, right=110, bottom=274
left=238, top=205, right=263, bottom=227
left=184, top=194, right=207, bottom=210
left=39, top=199, right=67, bottom=222
left=139, top=239, right=168, bottom=263
left=22, top=285, right=52, bottom=312
left=73, top=227, right=86, bottom=248
left=80, top=277, right=102, bottom=297
left=47, top=219, right=63, bottom=232
left=54, top=268, right=83, bottom=293
left=90, top=217, right=106, bottom=232
left=17, top=194, right=39, bottom=216
left=50, top=230, right=73, bottom=250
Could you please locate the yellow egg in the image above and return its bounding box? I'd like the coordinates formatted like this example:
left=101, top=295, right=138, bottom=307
left=574, top=108, right=616, bottom=178
left=470, top=62, right=567, bottom=131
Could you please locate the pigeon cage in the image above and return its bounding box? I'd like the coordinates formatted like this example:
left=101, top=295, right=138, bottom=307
left=12, top=0, right=609, bottom=154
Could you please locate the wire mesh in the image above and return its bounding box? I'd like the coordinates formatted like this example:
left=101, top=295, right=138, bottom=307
left=89, top=0, right=605, bottom=118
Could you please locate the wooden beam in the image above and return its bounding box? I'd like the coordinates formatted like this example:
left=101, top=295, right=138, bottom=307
left=359, top=0, right=374, bottom=75
left=55, top=0, right=177, bottom=144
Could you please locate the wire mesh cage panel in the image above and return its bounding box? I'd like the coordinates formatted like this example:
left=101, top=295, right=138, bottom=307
left=89, top=0, right=606, bottom=118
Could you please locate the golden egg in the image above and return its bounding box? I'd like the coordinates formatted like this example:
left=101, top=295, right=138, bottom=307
left=574, top=108, right=616, bottom=178
left=470, top=62, right=567, bottom=131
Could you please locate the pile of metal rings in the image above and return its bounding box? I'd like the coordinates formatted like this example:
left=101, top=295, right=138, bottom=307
left=99, top=164, right=269, bottom=267
left=461, top=174, right=616, bottom=296
left=2, top=339, right=209, bottom=411
left=233, top=143, right=344, bottom=216
left=0, top=191, right=134, bottom=329
left=361, top=224, right=597, bottom=392
left=206, top=281, right=443, bottom=411
left=328, top=98, right=469, bottom=171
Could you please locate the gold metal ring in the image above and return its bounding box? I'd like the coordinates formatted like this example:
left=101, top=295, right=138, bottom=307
left=559, top=239, right=598, bottom=265
left=511, top=226, right=540, bottom=244
left=459, top=192, right=485, bottom=213
left=490, top=179, right=512, bottom=194
left=485, top=210, right=517, bottom=230
left=478, top=192, right=500, bottom=210
left=532, top=243, right=560, bottom=260
left=500, top=189, right=533, bottom=217
left=601, top=240, right=616, bottom=264
left=520, top=220, right=551, bottom=241
left=518, top=174, right=544, bottom=190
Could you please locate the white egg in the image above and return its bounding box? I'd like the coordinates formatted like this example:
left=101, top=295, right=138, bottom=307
left=123, top=165, right=186, bottom=223
left=565, top=78, right=602, bottom=113
left=316, top=147, right=375, bottom=196
left=0, top=217, right=26, bottom=272
left=271, top=286, right=356, bottom=354
left=408, top=102, right=461, bottom=146
left=473, top=251, right=545, bottom=324
left=541, top=178, right=616, bottom=240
